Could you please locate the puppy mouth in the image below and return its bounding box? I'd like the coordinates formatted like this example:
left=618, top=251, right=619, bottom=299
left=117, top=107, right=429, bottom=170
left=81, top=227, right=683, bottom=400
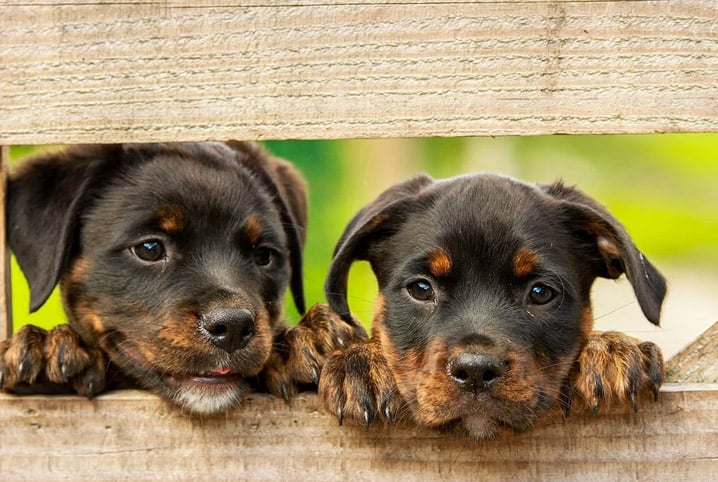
left=163, top=367, right=245, bottom=386
left=101, top=332, right=251, bottom=414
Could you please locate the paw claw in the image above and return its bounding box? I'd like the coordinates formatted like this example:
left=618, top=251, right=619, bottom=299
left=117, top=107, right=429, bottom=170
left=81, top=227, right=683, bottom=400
left=363, top=410, right=370, bottom=430
left=561, top=384, right=573, bottom=418
left=311, top=367, right=319, bottom=385
left=630, top=392, right=638, bottom=413
left=653, top=385, right=660, bottom=402
left=280, top=382, right=290, bottom=403
left=17, top=361, right=25, bottom=379
left=337, top=408, right=344, bottom=426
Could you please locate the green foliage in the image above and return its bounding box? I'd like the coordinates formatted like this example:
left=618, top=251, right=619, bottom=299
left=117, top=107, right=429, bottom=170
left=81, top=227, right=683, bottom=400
left=9, top=134, right=718, bottom=332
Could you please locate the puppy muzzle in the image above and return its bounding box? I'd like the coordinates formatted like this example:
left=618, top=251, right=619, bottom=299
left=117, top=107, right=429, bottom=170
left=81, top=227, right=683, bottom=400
left=200, top=307, right=255, bottom=353
left=447, top=352, right=506, bottom=393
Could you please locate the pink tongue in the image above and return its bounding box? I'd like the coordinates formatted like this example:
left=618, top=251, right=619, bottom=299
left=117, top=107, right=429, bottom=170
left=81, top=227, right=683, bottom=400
left=210, top=367, right=233, bottom=376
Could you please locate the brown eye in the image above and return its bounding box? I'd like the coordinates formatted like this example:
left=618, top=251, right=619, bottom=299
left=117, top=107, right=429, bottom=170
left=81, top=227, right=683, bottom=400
left=131, top=240, right=166, bottom=263
left=407, top=279, right=435, bottom=302
left=253, top=247, right=273, bottom=267
left=527, top=283, right=557, bottom=305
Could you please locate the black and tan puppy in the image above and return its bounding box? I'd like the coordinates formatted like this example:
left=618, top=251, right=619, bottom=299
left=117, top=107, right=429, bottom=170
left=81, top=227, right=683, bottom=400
left=320, top=173, right=666, bottom=438
left=0, top=142, right=354, bottom=415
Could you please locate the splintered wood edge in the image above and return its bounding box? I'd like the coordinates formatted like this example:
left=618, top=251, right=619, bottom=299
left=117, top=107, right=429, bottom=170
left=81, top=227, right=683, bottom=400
left=666, top=321, right=718, bottom=383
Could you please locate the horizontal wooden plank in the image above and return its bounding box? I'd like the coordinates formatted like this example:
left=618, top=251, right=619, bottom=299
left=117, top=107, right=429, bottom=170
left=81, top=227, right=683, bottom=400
left=1, top=0, right=716, bottom=144
left=0, top=384, right=716, bottom=481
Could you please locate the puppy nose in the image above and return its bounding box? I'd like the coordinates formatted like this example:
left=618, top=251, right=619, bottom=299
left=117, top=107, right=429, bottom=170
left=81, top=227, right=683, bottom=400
left=448, top=352, right=505, bottom=392
left=201, top=308, right=255, bottom=353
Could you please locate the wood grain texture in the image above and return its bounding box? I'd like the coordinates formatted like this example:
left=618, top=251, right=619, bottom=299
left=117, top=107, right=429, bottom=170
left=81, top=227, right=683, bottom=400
left=0, top=147, right=9, bottom=341
left=667, top=321, right=718, bottom=383
left=0, top=385, right=716, bottom=481
left=2, top=0, right=717, bottom=144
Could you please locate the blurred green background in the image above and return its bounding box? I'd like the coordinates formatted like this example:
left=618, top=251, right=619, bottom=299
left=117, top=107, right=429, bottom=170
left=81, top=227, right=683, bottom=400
left=9, top=135, right=718, bottom=356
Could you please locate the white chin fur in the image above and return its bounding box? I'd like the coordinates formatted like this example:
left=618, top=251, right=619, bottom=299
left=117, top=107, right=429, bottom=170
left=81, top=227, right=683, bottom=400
left=462, top=414, right=499, bottom=440
left=172, top=385, right=245, bottom=415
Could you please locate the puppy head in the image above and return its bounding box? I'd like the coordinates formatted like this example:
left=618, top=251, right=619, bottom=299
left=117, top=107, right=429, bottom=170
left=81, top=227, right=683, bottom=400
left=326, top=173, right=666, bottom=438
left=8, top=142, right=307, bottom=414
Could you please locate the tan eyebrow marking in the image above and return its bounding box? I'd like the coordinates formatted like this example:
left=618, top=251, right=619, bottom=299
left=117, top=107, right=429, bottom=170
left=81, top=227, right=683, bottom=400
left=245, top=215, right=263, bottom=245
left=513, top=247, right=539, bottom=277
left=156, top=205, right=184, bottom=234
left=428, top=248, right=452, bottom=278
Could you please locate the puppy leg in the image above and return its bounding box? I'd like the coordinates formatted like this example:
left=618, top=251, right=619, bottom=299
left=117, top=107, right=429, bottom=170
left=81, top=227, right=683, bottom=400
left=318, top=335, right=403, bottom=428
left=262, top=304, right=367, bottom=401
left=569, top=331, right=663, bottom=415
left=0, top=324, right=106, bottom=397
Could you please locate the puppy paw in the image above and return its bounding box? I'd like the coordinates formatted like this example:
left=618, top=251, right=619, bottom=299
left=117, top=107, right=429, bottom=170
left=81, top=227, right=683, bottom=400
left=570, top=331, right=664, bottom=415
left=318, top=338, right=402, bottom=428
left=263, top=304, right=367, bottom=401
left=0, top=325, right=46, bottom=387
left=44, top=324, right=107, bottom=397
left=0, top=324, right=107, bottom=397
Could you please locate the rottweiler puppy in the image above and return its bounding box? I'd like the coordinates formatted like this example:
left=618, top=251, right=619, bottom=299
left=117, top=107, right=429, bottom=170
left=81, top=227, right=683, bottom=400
left=320, top=173, right=665, bottom=438
left=0, top=142, right=356, bottom=415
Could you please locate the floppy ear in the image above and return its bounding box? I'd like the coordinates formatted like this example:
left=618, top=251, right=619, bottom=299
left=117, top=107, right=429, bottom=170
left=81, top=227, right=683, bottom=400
left=325, top=175, right=435, bottom=324
left=8, top=145, right=113, bottom=312
left=225, top=141, right=308, bottom=315
left=541, top=182, right=667, bottom=325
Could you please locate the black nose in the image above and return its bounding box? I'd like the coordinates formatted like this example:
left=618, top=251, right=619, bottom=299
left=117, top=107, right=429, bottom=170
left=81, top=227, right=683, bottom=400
left=448, top=352, right=505, bottom=392
left=201, top=308, right=255, bottom=353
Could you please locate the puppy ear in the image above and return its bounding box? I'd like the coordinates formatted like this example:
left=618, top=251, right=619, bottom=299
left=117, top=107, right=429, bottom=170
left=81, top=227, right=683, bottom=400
left=8, top=145, right=112, bottom=312
left=225, top=141, right=308, bottom=315
left=542, top=181, right=667, bottom=325
left=326, top=175, right=434, bottom=324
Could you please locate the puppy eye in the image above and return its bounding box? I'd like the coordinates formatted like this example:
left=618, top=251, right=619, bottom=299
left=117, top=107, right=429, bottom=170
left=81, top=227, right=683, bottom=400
left=253, top=247, right=274, bottom=267
left=131, top=240, right=166, bottom=263
left=407, top=279, right=435, bottom=302
left=527, top=283, right=557, bottom=305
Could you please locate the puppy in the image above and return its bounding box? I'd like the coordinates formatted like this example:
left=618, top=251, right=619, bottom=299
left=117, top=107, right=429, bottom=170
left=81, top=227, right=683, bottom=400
left=0, top=142, right=355, bottom=415
left=319, top=173, right=666, bottom=438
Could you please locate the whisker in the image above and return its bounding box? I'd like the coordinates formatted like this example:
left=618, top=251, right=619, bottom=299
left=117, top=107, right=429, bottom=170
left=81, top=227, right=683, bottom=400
left=594, top=301, right=637, bottom=321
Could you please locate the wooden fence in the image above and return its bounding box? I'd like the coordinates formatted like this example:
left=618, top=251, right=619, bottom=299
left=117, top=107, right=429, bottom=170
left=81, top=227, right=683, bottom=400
left=1, top=1, right=717, bottom=480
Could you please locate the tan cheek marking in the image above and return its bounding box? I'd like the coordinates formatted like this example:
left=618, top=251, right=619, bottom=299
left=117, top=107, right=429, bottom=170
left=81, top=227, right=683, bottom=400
left=412, top=339, right=466, bottom=426
left=68, top=257, right=91, bottom=284
left=158, top=313, right=200, bottom=350
left=513, top=248, right=539, bottom=277
left=427, top=248, right=452, bottom=278
left=369, top=293, right=386, bottom=337
left=66, top=300, right=106, bottom=348
left=580, top=305, right=594, bottom=340
left=245, top=215, right=263, bottom=245
left=372, top=293, right=419, bottom=399
left=157, top=205, right=184, bottom=234
left=87, top=312, right=105, bottom=334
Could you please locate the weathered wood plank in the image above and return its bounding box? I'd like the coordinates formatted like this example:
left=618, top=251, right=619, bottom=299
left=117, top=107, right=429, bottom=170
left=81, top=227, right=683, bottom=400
left=0, top=385, right=716, bottom=481
left=0, top=147, right=10, bottom=341
left=667, top=321, right=718, bottom=383
left=2, top=0, right=716, bottom=144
